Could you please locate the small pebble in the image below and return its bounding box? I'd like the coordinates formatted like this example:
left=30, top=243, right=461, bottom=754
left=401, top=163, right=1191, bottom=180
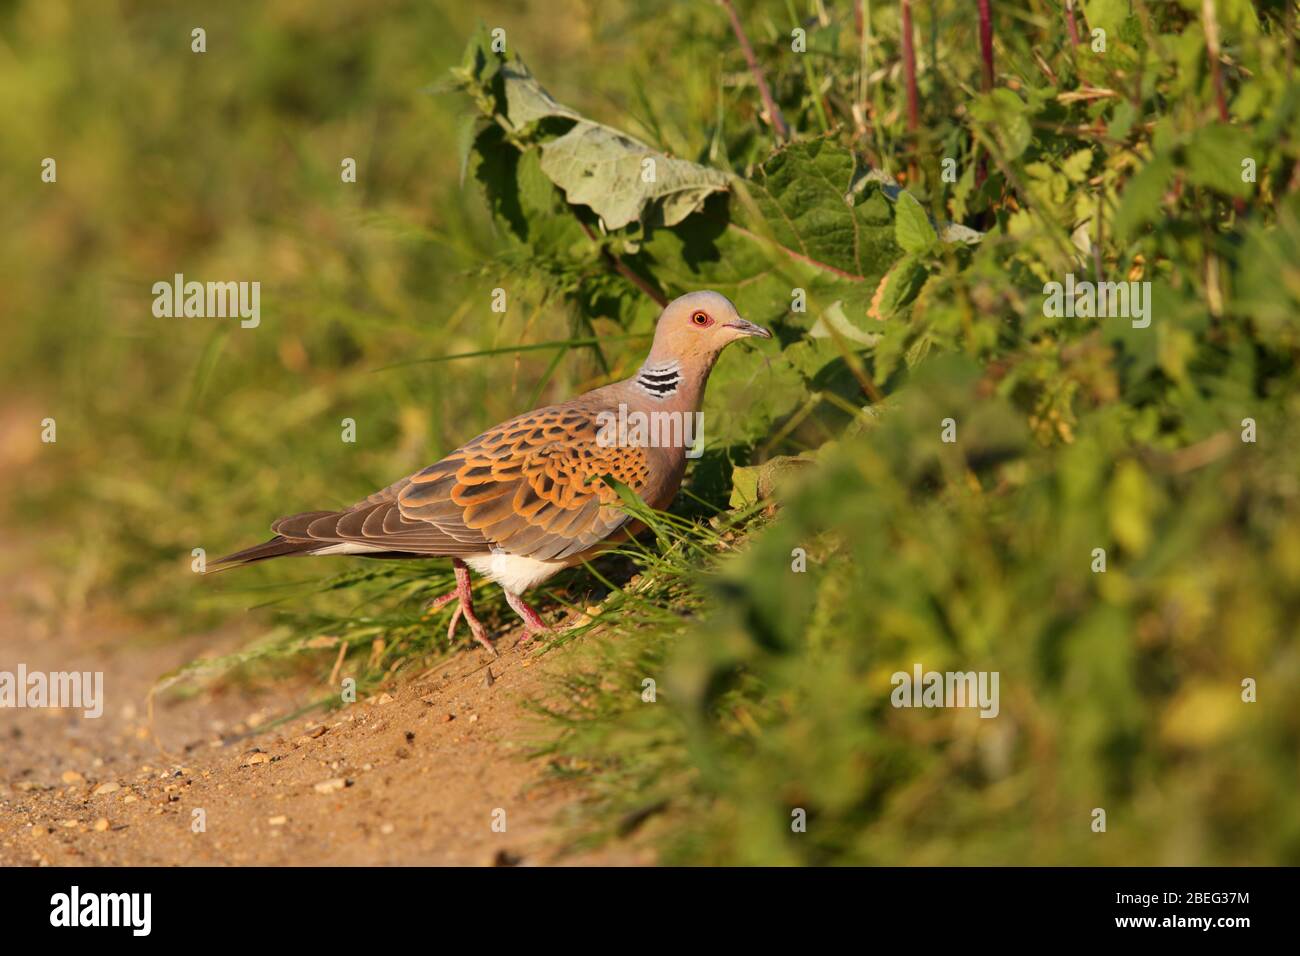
left=93, top=818, right=110, bottom=832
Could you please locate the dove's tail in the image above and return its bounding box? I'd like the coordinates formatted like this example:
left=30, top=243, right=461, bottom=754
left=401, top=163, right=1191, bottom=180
left=206, top=536, right=316, bottom=572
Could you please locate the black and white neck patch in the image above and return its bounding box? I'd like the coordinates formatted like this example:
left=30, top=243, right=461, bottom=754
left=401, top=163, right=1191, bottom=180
left=636, top=360, right=681, bottom=399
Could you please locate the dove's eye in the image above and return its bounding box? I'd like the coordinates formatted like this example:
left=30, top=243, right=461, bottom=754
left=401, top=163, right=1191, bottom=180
left=690, top=311, right=712, bottom=327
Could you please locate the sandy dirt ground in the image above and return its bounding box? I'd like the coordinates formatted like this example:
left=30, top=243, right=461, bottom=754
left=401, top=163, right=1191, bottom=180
left=0, top=401, right=649, bottom=867
left=0, top=572, right=645, bottom=866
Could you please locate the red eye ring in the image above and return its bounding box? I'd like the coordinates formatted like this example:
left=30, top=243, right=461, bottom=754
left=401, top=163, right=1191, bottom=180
left=690, top=311, right=711, bottom=327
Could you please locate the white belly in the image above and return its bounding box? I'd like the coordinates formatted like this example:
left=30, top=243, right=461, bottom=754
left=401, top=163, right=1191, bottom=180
left=463, top=552, right=569, bottom=595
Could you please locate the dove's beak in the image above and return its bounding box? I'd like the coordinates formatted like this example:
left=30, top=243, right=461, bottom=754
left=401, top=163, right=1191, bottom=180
left=726, top=318, right=772, bottom=339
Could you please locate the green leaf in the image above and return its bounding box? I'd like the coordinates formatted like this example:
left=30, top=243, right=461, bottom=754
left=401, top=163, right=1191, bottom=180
left=1233, top=195, right=1300, bottom=343
left=638, top=140, right=913, bottom=333
left=743, top=139, right=904, bottom=282
left=1062, top=148, right=1094, bottom=184
left=1107, top=101, right=1137, bottom=142
left=704, top=343, right=806, bottom=447
left=539, top=123, right=730, bottom=229
left=485, top=54, right=729, bottom=230
left=895, top=193, right=938, bottom=255
left=1084, top=0, right=1130, bottom=35
left=498, top=60, right=580, bottom=129
left=970, top=89, right=1034, bottom=161
left=1114, top=153, right=1174, bottom=240
left=728, top=464, right=760, bottom=508
left=867, top=256, right=930, bottom=321
left=1184, top=123, right=1254, bottom=198
left=1108, top=459, right=1154, bottom=556
left=809, top=299, right=881, bottom=345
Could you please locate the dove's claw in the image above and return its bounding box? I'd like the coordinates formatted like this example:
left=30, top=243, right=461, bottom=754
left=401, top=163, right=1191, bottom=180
left=429, top=559, right=497, bottom=656
left=425, top=590, right=458, bottom=612
left=504, top=591, right=550, bottom=644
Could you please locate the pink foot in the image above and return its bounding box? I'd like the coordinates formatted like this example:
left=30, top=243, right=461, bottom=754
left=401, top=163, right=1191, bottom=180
left=426, top=559, right=495, bottom=655
left=504, top=591, right=550, bottom=644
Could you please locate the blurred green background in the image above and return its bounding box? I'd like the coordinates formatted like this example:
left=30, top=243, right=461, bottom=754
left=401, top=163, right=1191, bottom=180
left=1, top=0, right=629, bottom=618
left=2, top=0, right=1298, bottom=865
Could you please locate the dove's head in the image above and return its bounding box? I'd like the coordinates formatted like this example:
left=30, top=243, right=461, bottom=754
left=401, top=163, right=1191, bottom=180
left=647, top=291, right=771, bottom=367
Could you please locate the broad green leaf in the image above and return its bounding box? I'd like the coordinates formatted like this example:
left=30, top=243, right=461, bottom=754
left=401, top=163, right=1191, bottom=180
left=809, top=299, right=881, bottom=345
left=458, top=44, right=727, bottom=232
left=895, top=193, right=938, bottom=255
left=729, top=464, right=760, bottom=508
left=491, top=56, right=727, bottom=230
left=704, top=342, right=806, bottom=447
left=498, top=60, right=579, bottom=129
left=744, top=139, right=904, bottom=282
left=539, top=123, right=730, bottom=229
left=867, top=256, right=930, bottom=321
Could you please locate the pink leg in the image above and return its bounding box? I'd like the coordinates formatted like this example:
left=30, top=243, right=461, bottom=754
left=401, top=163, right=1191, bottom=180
left=426, top=590, right=458, bottom=612
left=504, top=591, right=549, bottom=644
left=426, top=559, right=495, bottom=655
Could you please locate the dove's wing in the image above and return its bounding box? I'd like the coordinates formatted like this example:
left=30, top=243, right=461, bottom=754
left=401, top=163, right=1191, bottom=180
left=397, top=403, right=651, bottom=561
left=244, top=402, right=651, bottom=562
left=265, top=484, right=488, bottom=557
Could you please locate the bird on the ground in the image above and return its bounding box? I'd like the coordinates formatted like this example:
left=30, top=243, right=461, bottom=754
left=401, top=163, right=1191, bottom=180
left=210, top=290, right=771, bottom=653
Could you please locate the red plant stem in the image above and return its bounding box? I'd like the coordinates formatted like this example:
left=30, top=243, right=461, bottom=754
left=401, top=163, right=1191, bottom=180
left=900, top=0, right=920, bottom=135
left=975, top=1, right=994, bottom=187
left=1064, top=1, right=1081, bottom=46
left=1202, top=0, right=1244, bottom=216
left=719, top=0, right=790, bottom=142
left=978, top=0, right=995, bottom=91
left=578, top=220, right=668, bottom=307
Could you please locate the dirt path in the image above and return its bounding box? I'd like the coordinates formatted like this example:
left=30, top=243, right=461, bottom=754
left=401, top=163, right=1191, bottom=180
left=0, top=399, right=648, bottom=867
left=0, top=571, right=644, bottom=866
